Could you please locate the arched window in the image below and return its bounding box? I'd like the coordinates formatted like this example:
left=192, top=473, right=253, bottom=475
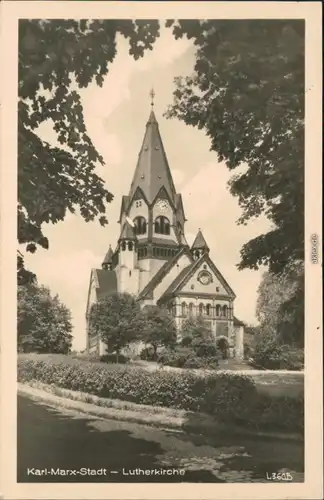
left=206, top=304, right=211, bottom=316
left=198, top=303, right=204, bottom=316
left=189, top=303, right=194, bottom=316
left=154, top=216, right=170, bottom=235
left=133, top=216, right=147, bottom=235
left=121, top=241, right=126, bottom=251
left=127, top=241, right=133, bottom=251
left=216, top=305, right=221, bottom=316
left=181, top=302, right=187, bottom=317
left=223, top=305, right=228, bottom=318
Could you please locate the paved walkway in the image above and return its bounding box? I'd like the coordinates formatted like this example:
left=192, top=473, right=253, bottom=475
left=18, top=395, right=304, bottom=483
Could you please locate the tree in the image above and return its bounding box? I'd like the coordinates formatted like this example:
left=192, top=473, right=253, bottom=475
left=142, top=306, right=177, bottom=358
left=17, top=251, right=36, bottom=285
left=18, top=283, right=73, bottom=353
left=256, top=261, right=304, bottom=347
left=88, top=293, right=143, bottom=359
left=181, top=316, right=213, bottom=344
left=180, top=316, right=218, bottom=357
left=18, top=19, right=160, bottom=271
left=166, top=20, right=304, bottom=275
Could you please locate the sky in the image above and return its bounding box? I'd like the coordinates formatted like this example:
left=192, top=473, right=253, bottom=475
left=23, top=25, right=270, bottom=351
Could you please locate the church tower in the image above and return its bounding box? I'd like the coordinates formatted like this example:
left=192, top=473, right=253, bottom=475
left=87, top=92, right=244, bottom=360
left=114, top=90, right=188, bottom=292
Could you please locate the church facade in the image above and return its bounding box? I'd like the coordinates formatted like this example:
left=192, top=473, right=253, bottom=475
left=86, top=105, right=244, bottom=359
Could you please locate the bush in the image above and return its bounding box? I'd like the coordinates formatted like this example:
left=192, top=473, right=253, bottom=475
left=100, top=353, right=129, bottom=364
left=140, top=347, right=156, bottom=361
left=17, top=357, right=303, bottom=432
left=253, top=337, right=304, bottom=370
left=158, top=347, right=193, bottom=367
left=183, top=355, right=219, bottom=370
left=192, top=338, right=218, bottom=358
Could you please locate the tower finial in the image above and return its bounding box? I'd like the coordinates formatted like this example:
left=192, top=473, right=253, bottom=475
left=149, top=87, right=155, bottom=109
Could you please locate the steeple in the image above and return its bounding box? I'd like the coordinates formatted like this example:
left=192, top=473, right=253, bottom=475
left=191, top=229, right=209, bottom=259
left=128, top=91, right=177, bottom=205
left=102, top=245, right=113, bottom=270
left=102, top=245, right=113, bottom=264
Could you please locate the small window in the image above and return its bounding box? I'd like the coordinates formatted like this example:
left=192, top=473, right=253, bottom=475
left=189, top=303, right=194, bottom=316
left=203, top=265, right=207, bottom=269
left=216, top=305, right=221, bottom=316
left=121, top=241, right=126, bottom=251
left=206, top=304, right=211, bottom=316
left=198, top=303, right=204, bottom=316
left=135, top=200, right=142, bottom=208
left=127, top=241, right=133, bottom=251
left=216, top=287, right=220, bottom=292
left=181, top=302, right=187, bottom=317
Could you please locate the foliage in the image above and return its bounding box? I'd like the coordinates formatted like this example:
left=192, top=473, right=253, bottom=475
left=88, top=293, right=143, bottom=358
left=141, top=306, right=177, bottom=357
left=256, top=262, right=304, bottom=346
left=158, top=347, right=219, bottom=369
left=18, top=357, right=303, bottom=432
left=157, top=347, right=193, bottom=367
left=252, top=336, right=304, bottom=370
left=17, top=284, right=73, bottom=353
left=166, top=20, right=304, bottom=275
left=180, top=316, right=213, bottom=345
left=100, top=353, right=129, bottom=364
left=17, top=252, right=37, bottom=285
left=18, top=19, right=160, bottom=272
left=183, top=355, right=220, bottom=370
left=140, top=346, right=156, bottom=361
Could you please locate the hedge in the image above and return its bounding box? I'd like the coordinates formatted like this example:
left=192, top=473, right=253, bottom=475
left=17, top=358, right=303, bottom=432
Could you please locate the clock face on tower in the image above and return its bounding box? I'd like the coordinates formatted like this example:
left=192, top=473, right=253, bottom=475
left=198, top=270, right=213, bottom=285
left=156, top=199, right=169, bottom=212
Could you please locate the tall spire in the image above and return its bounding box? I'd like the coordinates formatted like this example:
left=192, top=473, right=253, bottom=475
left=128, top=96, right=177, bottom=205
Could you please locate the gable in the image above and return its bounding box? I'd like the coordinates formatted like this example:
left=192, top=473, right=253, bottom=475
left=153, top=253, right=193, bottom=301
left=137, top=247, right=193, bottom=301
left=174, top=255, right=236, bottom=299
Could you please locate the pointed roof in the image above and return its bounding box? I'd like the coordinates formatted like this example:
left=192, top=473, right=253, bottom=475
left=158, top=252, right=236, bottom=302
left=118, top=220, right=137, bottom=241
left=102, top=245, right=113, bottom=264
left=137, top=247, right=194, bottom=301
left=191, top=229, right=209, bottom=251
left=128, top=109, right=177, bottom=205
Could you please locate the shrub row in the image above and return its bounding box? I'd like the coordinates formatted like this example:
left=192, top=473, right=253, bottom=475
left=18, top=358, right=303, bottom=432
left=156, top=346, right=220, bottom=369
left=252, top=342, right=304, bottom=371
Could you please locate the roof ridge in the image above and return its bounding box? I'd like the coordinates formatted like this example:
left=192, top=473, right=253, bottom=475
left=137, top=247, right=190, bottom=300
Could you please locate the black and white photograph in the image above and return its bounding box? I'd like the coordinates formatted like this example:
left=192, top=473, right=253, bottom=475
left=0, top=1, right=322, bottom=499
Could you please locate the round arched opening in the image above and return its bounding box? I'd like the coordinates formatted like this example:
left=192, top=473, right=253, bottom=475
left=216, top=337, right=229, bottom=360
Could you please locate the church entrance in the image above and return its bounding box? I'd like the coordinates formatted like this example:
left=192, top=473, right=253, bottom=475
left=216, top=337, right=229, bottom=360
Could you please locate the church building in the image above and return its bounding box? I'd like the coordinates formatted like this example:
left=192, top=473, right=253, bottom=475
left=86, top=97, right=244, bottom=359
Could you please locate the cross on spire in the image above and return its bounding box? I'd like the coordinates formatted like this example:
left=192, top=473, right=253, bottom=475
left=149, top=87, right=155, bottom=108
